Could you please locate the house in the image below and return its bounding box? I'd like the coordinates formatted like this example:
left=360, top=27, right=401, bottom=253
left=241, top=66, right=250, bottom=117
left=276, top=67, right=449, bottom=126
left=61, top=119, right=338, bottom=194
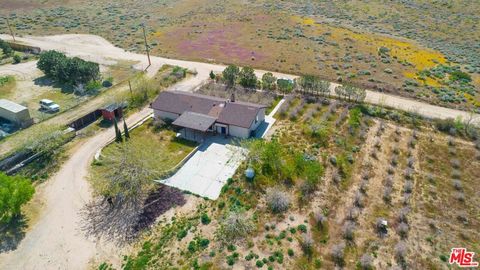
left=0, top=99, right=33, bottom=128
left=152, top=91, right=266, bottom=141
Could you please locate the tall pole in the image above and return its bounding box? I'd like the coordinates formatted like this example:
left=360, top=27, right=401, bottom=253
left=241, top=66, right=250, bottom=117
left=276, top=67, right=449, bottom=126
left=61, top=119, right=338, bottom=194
left=6, top=17, right=16, bottom=42
left=142, top=23, right=151, bottom=72
left=128, top=80, right=133, bottom=99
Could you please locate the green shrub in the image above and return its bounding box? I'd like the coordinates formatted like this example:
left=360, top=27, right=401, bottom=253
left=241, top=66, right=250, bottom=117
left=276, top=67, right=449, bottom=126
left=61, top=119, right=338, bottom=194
left=201, top=213, right=211, bottom=225
left=297, top=224, right=307, bottom=233
left=177, top=229, right=188, bottom=240
left=86, top=80, right=102, bottom=92
left=13, top=54, right=21, bottom=64
left=0, top=173, right=35, bottom=224
left=288, top=249, right=294, bottom=257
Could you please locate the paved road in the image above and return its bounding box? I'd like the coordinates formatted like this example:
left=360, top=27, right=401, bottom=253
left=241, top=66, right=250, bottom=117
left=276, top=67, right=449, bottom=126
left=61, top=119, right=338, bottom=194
left=0, top=33, right=478, bottom=270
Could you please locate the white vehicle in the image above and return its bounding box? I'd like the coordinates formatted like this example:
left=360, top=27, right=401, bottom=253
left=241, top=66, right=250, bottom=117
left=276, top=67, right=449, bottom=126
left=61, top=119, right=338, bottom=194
left=39, top=99, right=60, bottom=112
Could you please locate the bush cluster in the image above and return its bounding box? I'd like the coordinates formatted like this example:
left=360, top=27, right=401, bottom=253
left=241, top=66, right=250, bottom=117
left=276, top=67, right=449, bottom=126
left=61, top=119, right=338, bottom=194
left=37, top=50, right=100, bottom=85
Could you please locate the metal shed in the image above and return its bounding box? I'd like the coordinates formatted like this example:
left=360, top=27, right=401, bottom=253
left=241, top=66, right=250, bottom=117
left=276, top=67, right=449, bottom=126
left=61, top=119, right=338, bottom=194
left=0, top=99, right=33, bottom=128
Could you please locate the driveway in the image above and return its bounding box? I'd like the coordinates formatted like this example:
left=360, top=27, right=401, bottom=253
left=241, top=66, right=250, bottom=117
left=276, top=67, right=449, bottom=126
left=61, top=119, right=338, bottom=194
left=158, top=136, right=246, bottom=200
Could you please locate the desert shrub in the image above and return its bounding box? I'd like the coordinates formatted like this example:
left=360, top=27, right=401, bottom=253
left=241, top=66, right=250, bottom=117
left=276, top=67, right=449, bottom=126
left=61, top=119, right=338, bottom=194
left=394, top=241, right=408, bottom=266
left=383, top=187, right=392, bottom=203
left=476, top=152, right=480, bottom=161
left=451, top=169, right=461, bottom=179
left=408, top=138, right=416, bottom=148
left=342, top=221, right=356, bottom=242
left=288, top=248, right=294, bottom=257
left=404, top=168, right=414, bottom=180
left=346, top=206, right=360, bottom=221
left=404, top=181, right=413, bottom=193
left=354, top=191, right=365, bottom=208
left=455, top=192, right=465, bottom=202
left=391, top=155, right=399, bottom=167
left=332, top=171, right=341, bottom=184
left=435, top=118, right=456, bottom=133
left=447, top=137, right=455, bottom=146
left=313, top=211, right=327, bottom=228
left=331, top=242, right=346, bottom=266
left=407, top=157, right=415, bottom=168
left=385, top=175, right=394, bottom=187
left=387, top=166, right=395, bottom=175
left=217, top=211, right=254, bottom=243
left=398, top=208, right=409, bottom=224
left=402, top=193, right=411, bottom=205
left=450, top=158, right=460, bottom=169
left=452, top=180, right=463, bottom=191
left=359, top=180, right=368, bottom=194
left=266, top=187, right=291, bottom=213
left=397, top=222, right=409, bottom=239
left=301, top=233, right=314, bottom=256
left=359, top=253, right=373, bottom=270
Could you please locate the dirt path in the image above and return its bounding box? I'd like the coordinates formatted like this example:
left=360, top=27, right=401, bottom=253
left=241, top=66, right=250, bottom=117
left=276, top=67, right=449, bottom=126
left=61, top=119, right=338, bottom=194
left=0, top=107, right=156, bottom=269
left=2, top=34, right=478, bottom=125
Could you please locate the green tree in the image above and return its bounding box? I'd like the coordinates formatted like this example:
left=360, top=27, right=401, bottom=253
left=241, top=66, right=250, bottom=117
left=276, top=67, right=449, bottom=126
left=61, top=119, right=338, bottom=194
left=37, top=50, right=67, bottom=78
left=239, top=67, right=257, bottom=88
left=0, top=39, right=13, bottom=57
left=298, top=75, right=317, bottom=94
left=0, top=173, right=35, bottom=224
left=277, top=79, right=294, bottom=94
left=209, top=70, right=215, bottom=80
left=123, top=118, right=130, bottom=140
left=222, top=65, right=240, bottom=87
left=37, top=50, right=100, bottom=85
left=261, top=72, right=277, bottom=91
left=114, top=118, right=123, bottom=143
left=13, top=54, right=21, bottom=64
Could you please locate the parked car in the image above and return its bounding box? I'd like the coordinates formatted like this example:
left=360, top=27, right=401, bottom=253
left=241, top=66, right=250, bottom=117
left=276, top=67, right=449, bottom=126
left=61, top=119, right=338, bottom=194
left=39, top=99, right=60, bottom=112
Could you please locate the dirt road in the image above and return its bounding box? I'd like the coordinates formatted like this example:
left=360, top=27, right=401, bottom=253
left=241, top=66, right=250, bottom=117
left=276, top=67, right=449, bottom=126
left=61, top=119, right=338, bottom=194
left=1, top=34, right=478, bottom=125
left=0, top=107, right=153, bottom=270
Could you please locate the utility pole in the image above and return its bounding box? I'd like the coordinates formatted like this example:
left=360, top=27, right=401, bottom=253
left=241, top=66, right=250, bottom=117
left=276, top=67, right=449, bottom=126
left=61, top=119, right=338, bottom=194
left=128, top=80, right=133, bottom=99
left=142, top=23, right=151, bottom=72
left=6, top=17, right=16, bottom=42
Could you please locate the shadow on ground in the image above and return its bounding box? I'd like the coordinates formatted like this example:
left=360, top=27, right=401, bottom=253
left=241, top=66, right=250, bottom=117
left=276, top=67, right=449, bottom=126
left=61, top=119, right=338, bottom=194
left=0, top=215, right=28, bottom=253
left=80, top=185, right=186, bottom=243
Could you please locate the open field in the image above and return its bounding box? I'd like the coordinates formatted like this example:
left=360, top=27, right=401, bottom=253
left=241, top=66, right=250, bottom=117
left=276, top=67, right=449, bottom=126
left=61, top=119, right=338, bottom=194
left=1, top=0, right=479, bottom=110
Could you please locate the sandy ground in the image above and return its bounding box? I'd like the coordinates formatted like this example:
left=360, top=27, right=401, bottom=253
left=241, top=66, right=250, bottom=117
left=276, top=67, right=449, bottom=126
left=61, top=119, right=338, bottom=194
left=0, top=33, right=479, bottom=270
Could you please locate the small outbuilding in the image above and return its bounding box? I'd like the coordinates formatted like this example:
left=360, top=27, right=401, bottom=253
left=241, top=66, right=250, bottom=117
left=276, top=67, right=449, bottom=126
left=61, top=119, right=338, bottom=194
left=101, top=103, right=124, bottom=121
left=0, top=99, right=33, bottom=128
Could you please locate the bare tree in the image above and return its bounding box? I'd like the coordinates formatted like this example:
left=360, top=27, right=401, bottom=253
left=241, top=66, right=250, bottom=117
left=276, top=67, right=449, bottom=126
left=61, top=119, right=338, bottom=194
left=301, top=233, right=314, bottom=256
left=81, top=142, right=167, bottom=242
left=313, top=211, right=327, bottom=229
left=342, top=221, right=356, bottom=242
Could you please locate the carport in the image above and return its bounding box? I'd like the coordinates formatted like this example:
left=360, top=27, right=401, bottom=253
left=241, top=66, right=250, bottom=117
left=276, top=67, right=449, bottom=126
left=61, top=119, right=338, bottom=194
left=172, top=111, right=216, bottom=142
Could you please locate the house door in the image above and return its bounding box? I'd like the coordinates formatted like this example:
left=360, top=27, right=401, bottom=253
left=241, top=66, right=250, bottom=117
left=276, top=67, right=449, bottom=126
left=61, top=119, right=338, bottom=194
left=221, top=127, right=227, bottom=134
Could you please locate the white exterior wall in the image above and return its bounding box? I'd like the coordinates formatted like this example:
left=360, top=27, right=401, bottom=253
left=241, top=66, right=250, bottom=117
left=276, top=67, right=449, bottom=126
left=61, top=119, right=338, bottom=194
left=154, top=110, right=180, bottom=121
left=228, top=125, right=250, bottom=138
left=249, top=108, right=266, bottom=131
